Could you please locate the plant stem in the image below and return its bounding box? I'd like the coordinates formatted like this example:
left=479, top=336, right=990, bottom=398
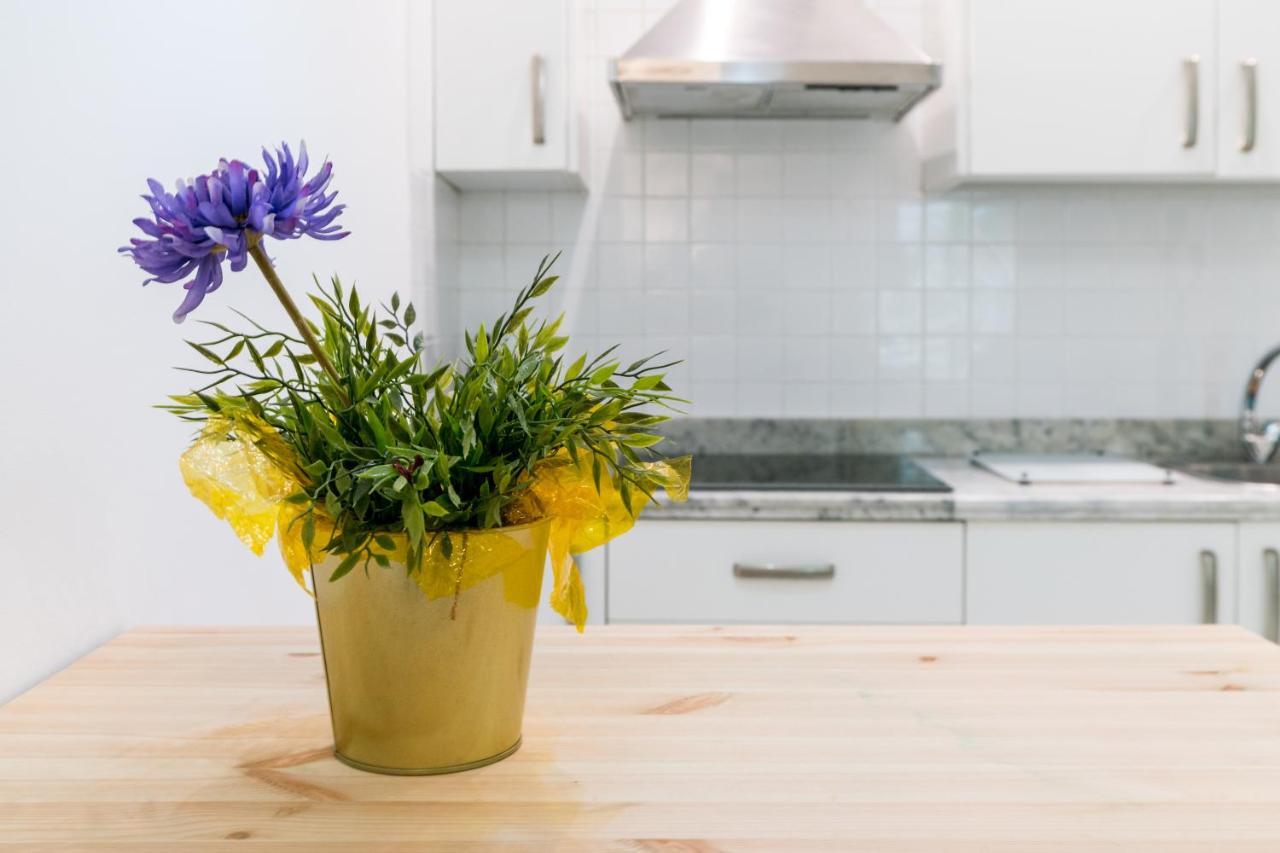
left=248, top=243, right=349, bottom=405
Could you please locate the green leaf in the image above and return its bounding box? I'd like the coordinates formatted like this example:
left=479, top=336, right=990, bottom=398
left=621, top=432, right=664, bottom=448
left=529, top=274, right=558, bottom=298
left=194, top=392, right=221, bottom=412
left=246, top=341, right=266, bottom=373
left=329, top=551, right=361, bottom=582
left=301, top=516, right=316, bottom=551
left=187, top=342, right=224, bottom=365
left=402, top=499, right=425, bottom=546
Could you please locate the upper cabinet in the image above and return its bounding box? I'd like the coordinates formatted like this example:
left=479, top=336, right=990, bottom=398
left=434, top=0, right=586, bottom=190
left=1217, top=0, right=1280, bottom=178
left=922, top=0, right=1280, bottom=188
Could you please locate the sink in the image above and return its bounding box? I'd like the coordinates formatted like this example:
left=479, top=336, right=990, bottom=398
left=1171, top=461, right=1280, bottom=485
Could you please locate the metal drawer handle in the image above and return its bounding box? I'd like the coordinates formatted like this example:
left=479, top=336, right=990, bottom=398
left=1183, top=55, right=1200, bottom=149
left=1242, top=58, right=1259, bottom=153
left=1200, top=549, right=1218, bottom=624
left=530, top=54, right=547, bottom=146
left=733, top=562, right=835, bottom=580
left=1266, top=548, right=1280, bottom=641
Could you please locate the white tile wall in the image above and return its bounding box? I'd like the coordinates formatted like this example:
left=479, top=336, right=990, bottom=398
left=439, top=0, right=1280, bottom=419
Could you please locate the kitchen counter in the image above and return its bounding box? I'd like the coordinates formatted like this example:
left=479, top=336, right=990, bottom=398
left=647, top=457, right=1280, bottom=522
left=5, top=625, right=1280, bottom=849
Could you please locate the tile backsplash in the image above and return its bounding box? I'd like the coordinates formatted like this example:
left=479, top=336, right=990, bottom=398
left=435, top=0, right=1280, bottom=420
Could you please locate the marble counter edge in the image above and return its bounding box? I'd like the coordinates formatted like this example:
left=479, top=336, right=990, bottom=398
left=643, top=458, right=1280, bottom=523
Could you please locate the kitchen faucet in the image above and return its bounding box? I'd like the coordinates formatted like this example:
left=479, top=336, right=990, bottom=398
left=1242, top=344, right=1280, bottom=462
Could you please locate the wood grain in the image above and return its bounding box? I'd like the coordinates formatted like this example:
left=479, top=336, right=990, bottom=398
left=3, top=625, right=1280, bottom=850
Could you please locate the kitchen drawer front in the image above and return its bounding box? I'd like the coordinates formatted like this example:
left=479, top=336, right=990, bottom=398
left=607, top=521, right=964, bottom=624
left=966, top=522, right=1238, bottom=625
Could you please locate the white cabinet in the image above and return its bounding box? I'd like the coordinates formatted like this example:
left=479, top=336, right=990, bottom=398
left=605, top=518, right=1272, bottom=629
left=1216, top=0, right=1280, bottom=179
left=607, top=521, right=964, bottom=624
left=922, top=0, right=1280, bottom=186
left=434, top=0, right=585, bottom=190
left=1237, top=523, right=1280, bottom=641
left=966, top=523, right=1237, bottom=625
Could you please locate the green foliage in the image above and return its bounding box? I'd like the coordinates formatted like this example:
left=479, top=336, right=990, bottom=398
left=164, top=255, right=683, bottom=574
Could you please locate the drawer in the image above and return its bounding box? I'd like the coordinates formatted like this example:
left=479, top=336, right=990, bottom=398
left=966, top=522, right=1238, bottom=625
left=607, top=520, right=964, bottom=624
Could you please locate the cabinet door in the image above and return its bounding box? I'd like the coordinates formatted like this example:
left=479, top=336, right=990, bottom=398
left=608, top=521, right=964, bottom=624
left=967, top=523, right=1237, bottom=625
left=1237, top=523, right=1280, bottom=641
left=1217, top=0, right=1280, bottom=178
left=434, top=0, right=579, bottom=187
left=967, top=0, right=1217, bottom=178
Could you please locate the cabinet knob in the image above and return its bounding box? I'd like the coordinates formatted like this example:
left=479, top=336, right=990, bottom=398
left=1242, top=58, right=1259, bottom=153
left=1183, top=55, right=1200, bottom=149
left=733, top=562, right=835, bottom=580
left=1265, top=548, right=1280, bottom=641
left=530, top=54, right=547, bottom=146
left=1200, top=548, right=1218, bottom=624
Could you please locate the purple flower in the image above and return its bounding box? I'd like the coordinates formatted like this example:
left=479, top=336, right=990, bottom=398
left=121, top=142, right=347, bottom=322
left=256, top=142, right=348, bottom=243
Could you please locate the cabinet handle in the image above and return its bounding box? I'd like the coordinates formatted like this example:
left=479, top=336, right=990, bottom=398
left=530, top=54, right=547, bottom=146
left=1200, top=549, right=1218, bottom=624
left=733, top=562, right=835, bottom=580
left=1266, top=548, right=1280, bottom=641
left=1242, top=58, right=1259, bottom=153
left=1183, top=55, right=1200, bottom=149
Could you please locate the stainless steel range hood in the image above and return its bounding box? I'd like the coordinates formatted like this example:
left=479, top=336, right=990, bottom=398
left=609, top=0, right=941, bottom=121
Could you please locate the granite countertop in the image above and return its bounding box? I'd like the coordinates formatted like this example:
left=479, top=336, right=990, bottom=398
left=646, top=457, right=1280, bottom=523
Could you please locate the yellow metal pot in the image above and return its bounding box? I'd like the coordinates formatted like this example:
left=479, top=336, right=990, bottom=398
left=310, top=519, right=549, bottom=775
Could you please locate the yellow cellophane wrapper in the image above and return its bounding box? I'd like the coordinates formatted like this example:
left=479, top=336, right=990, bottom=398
left=179, top=416, right=690, bottom=629
left=503, top=449, right=691, bottom=629
left=179, top=417, right=301, bottom=558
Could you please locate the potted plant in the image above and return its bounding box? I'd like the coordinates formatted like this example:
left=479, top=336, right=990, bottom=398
left=121, top=142, right=689, bottom=775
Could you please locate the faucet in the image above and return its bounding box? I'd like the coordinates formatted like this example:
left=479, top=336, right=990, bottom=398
left=1242, top=344, right=1280, bottom=462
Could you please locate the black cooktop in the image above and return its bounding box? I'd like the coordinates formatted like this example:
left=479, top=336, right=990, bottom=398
left=691, top=453, right=952, bottom=493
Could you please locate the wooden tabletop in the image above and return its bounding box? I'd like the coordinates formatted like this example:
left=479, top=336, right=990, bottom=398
left=3, top=625, right=1280, bottom=851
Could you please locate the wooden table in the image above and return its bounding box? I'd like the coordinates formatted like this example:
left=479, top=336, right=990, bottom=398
left=3, top=625, right=1280, bottom=850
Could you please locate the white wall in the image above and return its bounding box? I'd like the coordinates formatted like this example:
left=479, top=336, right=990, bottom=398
left=0, top=0, right=435, bottom=701
left=451, top=0, right=1280, bottom=420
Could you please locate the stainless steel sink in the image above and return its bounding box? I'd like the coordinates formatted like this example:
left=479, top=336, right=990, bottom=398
left=1172, top=461, right=1280, bottom=485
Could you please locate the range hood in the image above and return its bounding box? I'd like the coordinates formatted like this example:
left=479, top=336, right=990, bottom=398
left=609, top=0, right=941, bottom=121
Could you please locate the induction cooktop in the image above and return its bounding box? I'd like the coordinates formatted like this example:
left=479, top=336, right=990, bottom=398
left=690, top=453, right=952, bottom=493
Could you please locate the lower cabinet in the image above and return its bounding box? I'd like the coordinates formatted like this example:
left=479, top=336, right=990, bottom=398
left=966, top=522, right=1237, bottom=625
left=607, top=520, right=964, bottom=624
left=604, top=518, right=1277, bottom=634
left=1238, top=523, right=1280, bottom=642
